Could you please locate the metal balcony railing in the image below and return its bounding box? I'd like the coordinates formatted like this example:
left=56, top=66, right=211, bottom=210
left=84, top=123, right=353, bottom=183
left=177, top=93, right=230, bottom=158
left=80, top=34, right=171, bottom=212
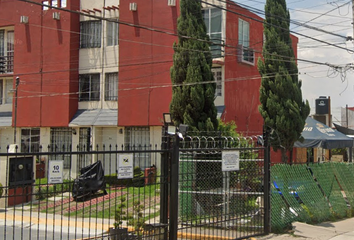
left=0, top=55, right=14, bottom=74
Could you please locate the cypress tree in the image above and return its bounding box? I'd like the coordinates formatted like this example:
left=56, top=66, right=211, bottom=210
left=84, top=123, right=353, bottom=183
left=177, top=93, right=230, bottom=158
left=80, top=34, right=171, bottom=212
left=258, top=0, right=310, bottom=163
left=170, top=0, right=218, bottom=132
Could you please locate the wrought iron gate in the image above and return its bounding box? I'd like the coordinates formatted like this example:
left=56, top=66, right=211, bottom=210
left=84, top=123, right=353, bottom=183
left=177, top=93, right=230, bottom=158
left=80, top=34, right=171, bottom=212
left=175, top=134, right=269, bottom=240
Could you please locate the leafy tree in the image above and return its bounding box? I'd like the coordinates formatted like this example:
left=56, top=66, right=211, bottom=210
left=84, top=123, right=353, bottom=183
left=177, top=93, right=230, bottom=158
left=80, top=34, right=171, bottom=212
left=258, top=0, right=310, bottom=163
left=170, top=0, right=218, bottom=132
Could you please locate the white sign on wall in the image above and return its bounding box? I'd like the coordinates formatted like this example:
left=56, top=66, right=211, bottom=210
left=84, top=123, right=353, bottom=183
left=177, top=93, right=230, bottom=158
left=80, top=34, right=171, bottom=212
left=48, top=160, right=64, bottom=184
left=222, top=151, right=240, bottom=171
left=117, top=154, right=134, bottom=179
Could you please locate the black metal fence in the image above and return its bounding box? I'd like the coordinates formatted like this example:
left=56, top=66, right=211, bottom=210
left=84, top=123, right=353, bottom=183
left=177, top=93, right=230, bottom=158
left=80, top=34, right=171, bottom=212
left=0, top=133, right=269, bottom=240
left=177, top=135, right=268, bottom=240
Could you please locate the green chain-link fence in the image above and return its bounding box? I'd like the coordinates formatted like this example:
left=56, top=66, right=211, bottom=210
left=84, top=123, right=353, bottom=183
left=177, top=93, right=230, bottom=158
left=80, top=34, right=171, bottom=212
left=271, top=163, right=354, bottom=232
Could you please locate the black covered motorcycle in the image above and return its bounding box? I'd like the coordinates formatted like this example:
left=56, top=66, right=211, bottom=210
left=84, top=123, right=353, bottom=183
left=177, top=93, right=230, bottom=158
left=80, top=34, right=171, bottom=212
left=72, top=161, right=107, bottom=200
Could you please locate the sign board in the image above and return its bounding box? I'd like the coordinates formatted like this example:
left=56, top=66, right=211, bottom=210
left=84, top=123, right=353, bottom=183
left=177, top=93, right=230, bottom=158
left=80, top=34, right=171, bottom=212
left=48, top=160, right=64, bottom=184
left=8, top=144, right=18, bottom=153
left=222, top=151, right=240, bottom=171
left=117, top=154, right=134, bottom=179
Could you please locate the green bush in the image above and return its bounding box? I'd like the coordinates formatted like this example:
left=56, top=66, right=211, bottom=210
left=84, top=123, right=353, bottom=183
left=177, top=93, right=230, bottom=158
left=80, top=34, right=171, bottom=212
left=35, top=180, right=72, bottom=200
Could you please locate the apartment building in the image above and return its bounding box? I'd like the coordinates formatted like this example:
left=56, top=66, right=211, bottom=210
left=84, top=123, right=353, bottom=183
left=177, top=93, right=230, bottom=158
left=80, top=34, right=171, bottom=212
left=0, top=0, right=298, bottom=176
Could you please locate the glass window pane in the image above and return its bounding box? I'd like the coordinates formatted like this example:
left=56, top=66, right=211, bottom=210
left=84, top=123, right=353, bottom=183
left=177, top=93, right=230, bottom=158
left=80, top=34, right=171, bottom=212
left=202, top=10, right=209, bottom=33
left=210, top=8, right=221, bottom=33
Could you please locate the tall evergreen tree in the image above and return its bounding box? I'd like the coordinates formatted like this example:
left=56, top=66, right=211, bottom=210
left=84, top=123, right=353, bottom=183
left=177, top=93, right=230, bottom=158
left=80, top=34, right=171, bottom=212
left=170, top=0, right=218, bottom=132
left=258, top=0, right=310, bottom=163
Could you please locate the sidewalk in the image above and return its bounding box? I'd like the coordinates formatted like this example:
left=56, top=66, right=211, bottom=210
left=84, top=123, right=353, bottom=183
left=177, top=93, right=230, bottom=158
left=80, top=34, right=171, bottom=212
left=254, top=218, right=354, bottom=240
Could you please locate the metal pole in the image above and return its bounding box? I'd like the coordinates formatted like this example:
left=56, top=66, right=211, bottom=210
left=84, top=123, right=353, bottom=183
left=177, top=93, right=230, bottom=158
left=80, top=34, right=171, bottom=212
left=169, top=132, right=180, bottom=240
left=263, top=126, right=271, bottom=234
left=160, top=125, right=169, bottom=239
left=13, top=76, right=19, bottom=144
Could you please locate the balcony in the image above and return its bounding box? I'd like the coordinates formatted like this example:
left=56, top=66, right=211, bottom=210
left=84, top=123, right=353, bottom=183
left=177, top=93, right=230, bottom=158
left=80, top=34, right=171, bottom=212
left=0, top=55, right=14, bottom=74
left=210, top=39, right=225, bottom=59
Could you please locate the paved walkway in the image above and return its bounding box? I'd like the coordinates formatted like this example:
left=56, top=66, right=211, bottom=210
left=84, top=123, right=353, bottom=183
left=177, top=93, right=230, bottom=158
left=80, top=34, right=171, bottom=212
left=253, top=218, right=354, bottom=240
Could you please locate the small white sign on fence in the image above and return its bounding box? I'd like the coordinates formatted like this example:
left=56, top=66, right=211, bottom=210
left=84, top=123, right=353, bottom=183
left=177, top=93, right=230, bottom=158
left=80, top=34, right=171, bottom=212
left=222, top=151, right=240, bottom=171
left=48, top=160, right=64, bottom=184
left=117, top=154, right=134, bottom=179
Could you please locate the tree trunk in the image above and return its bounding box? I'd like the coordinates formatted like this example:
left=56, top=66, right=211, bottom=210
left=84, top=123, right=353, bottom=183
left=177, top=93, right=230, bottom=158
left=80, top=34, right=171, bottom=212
left=281, top=149, right=288, bottom=163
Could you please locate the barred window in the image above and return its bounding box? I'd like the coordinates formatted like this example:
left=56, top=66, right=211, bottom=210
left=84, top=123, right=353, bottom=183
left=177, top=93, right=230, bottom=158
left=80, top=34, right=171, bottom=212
left=212, top=68, right=222, bottom=97
left=50, top=128, right=72, bottom=169
left=80, top=21, right=102, bottom=48
left=105, top=72, right=118, bottom=101
left=79, top=74, right=100, bottom=101
left=124, top=127, right=151, bottom=169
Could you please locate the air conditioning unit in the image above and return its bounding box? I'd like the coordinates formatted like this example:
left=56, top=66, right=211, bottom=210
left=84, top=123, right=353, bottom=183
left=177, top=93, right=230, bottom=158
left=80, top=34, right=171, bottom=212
left=129, top=2, right=137, bottom=11
left=20, top=16, right=29, bottom=24
left=53, top=12, right=60, bottom=20
left=168, top=0, right=176, bottom=6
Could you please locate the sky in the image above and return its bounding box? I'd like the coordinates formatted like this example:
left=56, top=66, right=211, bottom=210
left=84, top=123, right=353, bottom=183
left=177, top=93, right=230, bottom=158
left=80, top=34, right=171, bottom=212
left=235, top=0, right=354, bottom=125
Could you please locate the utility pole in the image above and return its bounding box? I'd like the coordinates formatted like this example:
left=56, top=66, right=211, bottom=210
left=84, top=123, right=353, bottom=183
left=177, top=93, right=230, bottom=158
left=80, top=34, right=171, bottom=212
left=352, top=0, right=354, bottom=40
left=13, top=76, right=19, bottom=144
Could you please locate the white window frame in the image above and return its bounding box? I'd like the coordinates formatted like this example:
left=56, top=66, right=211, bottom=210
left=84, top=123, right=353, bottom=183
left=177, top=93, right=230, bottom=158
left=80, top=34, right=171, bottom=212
left=238, top=18, right=254, bottom=65
left=105, top=72, right=118, bottom=101
left=0, top=78, right=13, bottom=105
left=0, top=29, right=14, bottom=74
left=107, top=20, right=119, bottom=46
left=21, top=128, right=40, bottom=153
left=80, top=21, right=102, bottom=48
left=79, top=74, right=100, bottom=101
left=202, top=8, right=223, bottom=58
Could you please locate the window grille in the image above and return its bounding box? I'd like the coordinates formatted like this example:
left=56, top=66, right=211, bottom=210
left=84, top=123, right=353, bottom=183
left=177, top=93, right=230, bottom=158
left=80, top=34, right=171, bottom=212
left=124, top=127, right=151, bottom=169
left=105, top=72, right=118, bottom=101
left=50, top=128, right=72, bottom=169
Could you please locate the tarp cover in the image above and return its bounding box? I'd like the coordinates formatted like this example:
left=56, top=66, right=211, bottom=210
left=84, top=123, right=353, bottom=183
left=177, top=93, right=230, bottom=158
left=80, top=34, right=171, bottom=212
left=294, top=117, right=353, bottom=149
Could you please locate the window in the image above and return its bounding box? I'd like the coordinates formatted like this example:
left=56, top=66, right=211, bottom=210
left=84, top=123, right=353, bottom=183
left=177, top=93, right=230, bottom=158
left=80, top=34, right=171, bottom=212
left=202, top=8, right=222, bottom=58
left=42, top=1, right=49, bottom=10
left=239, top=19, right=249, bottom=47
left=107, top=20, right=119, bottom=46
left=80, top=21, right=102, bottom=48
left=79, top=74, right=100, bottom=101
left=21, top=128, right=40, bottom=153
left=78, top=128, right=91, bottom=172
left=212, top=68, right=222, bottom=97
left=0, top=79, right=13, bottom=104
left=0, top=29, right=14, bottom=74
left=105, top=72, right=118, bottom=101
left=42, top=0, right=66, bottom=10
left=50, top=128, right=72, bottom=169
left=124, top=127, right=151, bottom=169
left=238, top=18, right=254, bottom=64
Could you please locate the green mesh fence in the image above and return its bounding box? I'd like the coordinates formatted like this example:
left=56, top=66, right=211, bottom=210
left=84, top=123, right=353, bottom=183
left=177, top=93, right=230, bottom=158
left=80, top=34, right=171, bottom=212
left=309, top=163, right=347, bottom=218
left=271, top=163, right=354, bottom=232
left=332, top=163, right=354, bottom=208
left=271, top=165, right=311, bottom=224
left=270, top=182, right=297, bottom=232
